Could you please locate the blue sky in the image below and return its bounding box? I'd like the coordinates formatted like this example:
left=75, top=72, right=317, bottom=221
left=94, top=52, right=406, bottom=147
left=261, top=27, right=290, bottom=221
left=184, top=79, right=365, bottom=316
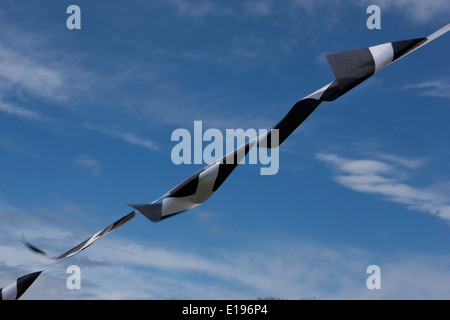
left=0, top=0, right=449, bottom=299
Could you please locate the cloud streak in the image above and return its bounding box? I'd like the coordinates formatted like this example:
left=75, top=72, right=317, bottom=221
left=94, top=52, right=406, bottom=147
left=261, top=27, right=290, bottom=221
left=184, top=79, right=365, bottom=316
left=405, top=79, right=450, bottom=99
left=317, top=153, right=450, bottom=220
left=243, top=0, right=274, bottom=16
left=0, top=100, right=52, bottom=123
left=0, top=46, right=65, bottom=101
left=291, top=0, right=450, bottom=24
left=364, top=0, right=450, bottom=24
left=2, top=195, right=450, bottom=300
left=162, top=0, right=220, bottom=17
left=74, top=154, right=102, bottom=176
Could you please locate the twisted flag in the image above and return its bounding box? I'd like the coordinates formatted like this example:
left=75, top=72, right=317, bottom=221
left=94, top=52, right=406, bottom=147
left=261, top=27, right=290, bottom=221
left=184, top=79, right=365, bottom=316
left=2, top=24, right=448, bottom=299
left=0, top=271, right=42, bottom=301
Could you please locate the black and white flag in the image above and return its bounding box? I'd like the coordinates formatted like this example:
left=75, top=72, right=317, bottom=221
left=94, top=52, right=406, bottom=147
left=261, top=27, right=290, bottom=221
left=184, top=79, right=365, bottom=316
left=0, top=271, right=42, bottom=301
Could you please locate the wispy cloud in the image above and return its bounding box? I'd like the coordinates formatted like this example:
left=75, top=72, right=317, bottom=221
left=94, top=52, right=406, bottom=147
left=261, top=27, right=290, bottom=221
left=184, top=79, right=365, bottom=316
left=291, top=0, right=450, bottom=24
left=290, top=0, right=342, bottom=14
left=316, top=152, right=450, bottom=220
left=0, top=45, right=65, bottom=101
left=404, top=79, right=450, bottom=99
left=195, top=211, right=226, bottom=236
left=230, top=34, right=299, bottom=61
left=243, top=0, right=274, bottom=16
left=0, top=134, right=39, bottom=159
left=83, top=125, right=159, bottom=151
left=103, top=130, right=159, bottom=151
left=0, top=99, right=51, bottom=123
left=375, top=153, right=429, bottom=170
left=231, top=36, right=265, bottom=59
left=0, top=20, right=98, bottom=106
left=0, top=24, right=161, bottom=152
left=162, top=0, right=220, bottom=17
left=2, top=197, right=450, bottom=299
left=0, top=16, right=252, bottom=134
left=364, top=0, right=450, bottom=24
left=74, top=154, right=102, bottom=176
left=11, top=223, right=450, bottom=300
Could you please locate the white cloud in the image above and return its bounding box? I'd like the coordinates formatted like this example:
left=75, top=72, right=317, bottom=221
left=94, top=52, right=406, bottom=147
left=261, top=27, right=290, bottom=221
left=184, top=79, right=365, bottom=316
left=2, top=198, right=450, bottom=299
left=375, top=153, right=429, bottom=169
left=366, top=0, right=450, bottom=24
left=405, top=79, right=450, bottom=99
left=162, top=0, right=219, bottom=17
left=104, top=130, right=159, bottom=151
left=317, top=152, right=450, bottom=220
left=290, top=0, right=342, bottom=14
left=317, top=154, right=394, bottom=175
left=243, top=0, right=274, bottom=16
left=0, top=99, right=51, bottom=122
left=74, top=154, right=102, bottom=176
left=231, top=36, right=265, bottom=59
left=0, top=45, right=65, bottom=101
left=288, top=0, right=450, bottom=24
left=17, top=228, right=450, bottom=300
left=0, top=134, right=39, bottom=159
left=83, top=125, right=159, bottom=151
left=0, top=17, right=253, bottom=133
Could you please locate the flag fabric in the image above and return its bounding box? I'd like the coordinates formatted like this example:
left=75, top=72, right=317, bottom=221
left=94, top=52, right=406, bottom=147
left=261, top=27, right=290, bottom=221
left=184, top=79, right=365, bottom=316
left=0, top=271, right=42, bottom=300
